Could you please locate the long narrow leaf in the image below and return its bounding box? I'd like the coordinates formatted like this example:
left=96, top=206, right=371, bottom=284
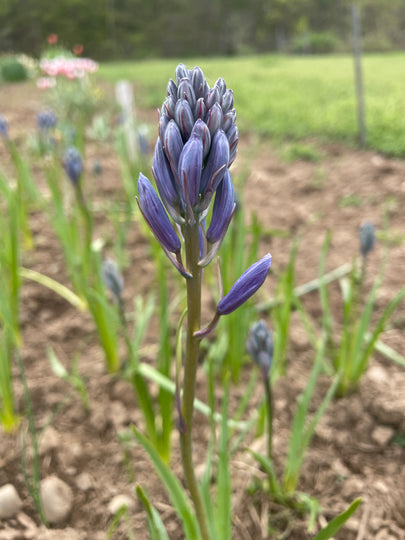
left=313, top=498, right=362, bottom=540
left=215, top=378, right=231, bottom=540
left=131, top=426, right=202, bottom=540
left=136, top=485, right=170, bottom=540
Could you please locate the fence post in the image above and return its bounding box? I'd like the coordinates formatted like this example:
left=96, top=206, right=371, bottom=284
left=351, top=3, right=366, bottom=147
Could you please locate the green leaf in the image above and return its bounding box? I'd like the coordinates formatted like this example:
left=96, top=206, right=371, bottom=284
left=313, top=498, right=362, bottom=540
left=214, top=378, right=231, bottom=540
left=136, top=485, right=170, bottom=540
left=131, top=426, right=202, bottom=540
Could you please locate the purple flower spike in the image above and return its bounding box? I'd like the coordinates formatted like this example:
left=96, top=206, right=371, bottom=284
left=152, top=138, right=181, bottom=219
left=63, top=146, right=83, bottom=185
left=217, top=254, right=272, bottom=315
left=206, top=169, right=235, bottom=244
left=178, top=134, right=203, bottom=208
left=137, top=173, right=181, bottom=254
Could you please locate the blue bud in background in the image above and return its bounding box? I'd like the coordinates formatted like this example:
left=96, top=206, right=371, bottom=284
left=0, top=115, right=8, bottom=139
left=63, top=146, right=83, bottom=185
left=217, top=254, right=272, bottom=315
left=92, top=158, right=103, bottom=176
left=137, top=173, right=181, bottom=254
left=246, top=320, right=273, bottom=376
left=102, top=259, right=124, bottom=301
left=37, top=110, right=57, bottom=131
left=359, top=221, right=375, bottom=258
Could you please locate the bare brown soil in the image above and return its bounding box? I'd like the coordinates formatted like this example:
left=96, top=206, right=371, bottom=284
left=1, top=81, right=405, bottom=540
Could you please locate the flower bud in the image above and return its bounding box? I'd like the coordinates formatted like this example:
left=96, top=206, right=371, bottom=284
left=175, top=63, right=190, bottom=84
left=137, top=173, right=181, bottom=254
left=246, top=320, right=273, bottom=375
left=217, top=254, right=272, bottom=315
left=175, top=99, right=194, bottom=140
left=177, top=79, right=196, bottom=110
left=178, top=134, right=203, bottom=207
left=37, top=110, right=57, bottom=131
left=221, top=89, right=234, bottom=114
left=63, top=146, right=83, bottom=185
left=164, top=120, right=184, bottom=183
left=167, top=78, right=178, bottom=100
left=191, top=119, right=211, bottom=160
left=162, top=95, right=176, bottom=119
left=207, top=102, right=223, bottom=138
left=191, top=67, right=207, bottom=99
left=359, top=221, right=375, bottom=258
left=102, top=259, right=124, bottom=301
left=152, top=138, right=180, bottom=212
left=0, top=115, right=8, bottom=139
left=206, top=170, right=234, bottom=244
left=199, top=130, right=229, bottom=197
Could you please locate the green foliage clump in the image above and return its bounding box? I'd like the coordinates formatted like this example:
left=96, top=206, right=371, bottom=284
left=1, top=57, right=28, bottom=82
left=291, top=31, right=340, bottom=54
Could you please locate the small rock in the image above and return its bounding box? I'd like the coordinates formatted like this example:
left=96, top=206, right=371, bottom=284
left=366, top=365, right=389, bottom=384
left=371, top=426, right=394, bottom=447
left=40, top=476, right=73, bottom=524
left=39, top=426, right=59, bottom=455
left=108, top=494, right=135, bottom=515
left=111, top=380, right=135, bottom=408
left=109, top=400, right=130, bottom=430
left=36, top=527, right=85, bottom=540
left=0, top=484, right=23, bottom=519
left=17, top=512, right=37, bottom=538
left=75, top=472, right=93, bottom=492
left=90, top=404, right=110, bottom=433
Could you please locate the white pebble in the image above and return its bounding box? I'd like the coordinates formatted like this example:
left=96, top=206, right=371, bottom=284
left=108, top=494, right=135, bottom=515
left=40, top=476, right=73, bottom=524
left=0, top=483, right=23, bottom=519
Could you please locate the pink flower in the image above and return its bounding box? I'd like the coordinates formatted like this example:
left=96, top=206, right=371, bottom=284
left=47, top=33, right=58, bottom=45
left=73, top=44, right=84, bottom=55
left=36, top=77, right=57, bottom=89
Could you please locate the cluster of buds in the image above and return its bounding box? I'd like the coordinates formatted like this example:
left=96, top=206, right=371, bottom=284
left=37, top=110, right=57, bottom=131
left=138, top=64, right=271, bottom=321
left=359, top=221, right=375, bottom=259
left=0, top=115, right=8, bottom=139
left=63, top=146, right=83, bottom=186
left=246, top=320, right=273, bottom=378
left=138, top=64, right=239, bottom=270
left=40, top=57, right=98, bottom=80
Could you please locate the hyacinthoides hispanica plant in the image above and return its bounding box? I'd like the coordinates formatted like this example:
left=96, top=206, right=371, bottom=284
left=319, top=225, right=405, bottom=396
left=134, top=63, right=272, bottom=539
left=246, top=320, right=361, bottom=537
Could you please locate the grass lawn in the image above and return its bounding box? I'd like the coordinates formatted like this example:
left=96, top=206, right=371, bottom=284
left=98, top=53, right=405, bottom=156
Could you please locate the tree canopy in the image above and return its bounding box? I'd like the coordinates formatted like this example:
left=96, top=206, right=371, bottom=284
left=1, top=0, right=404, bottom=59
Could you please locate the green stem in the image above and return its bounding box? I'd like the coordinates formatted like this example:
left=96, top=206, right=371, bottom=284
left=264, top=375, right=278, bottom=495
left=180, top=220, right=210, bottom=540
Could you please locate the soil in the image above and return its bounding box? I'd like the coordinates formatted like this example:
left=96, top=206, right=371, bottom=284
left=0, top=81, right=405, bottom=540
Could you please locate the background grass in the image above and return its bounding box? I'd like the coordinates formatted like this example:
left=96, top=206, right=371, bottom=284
left=98, top=53, right=405, bottom=156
